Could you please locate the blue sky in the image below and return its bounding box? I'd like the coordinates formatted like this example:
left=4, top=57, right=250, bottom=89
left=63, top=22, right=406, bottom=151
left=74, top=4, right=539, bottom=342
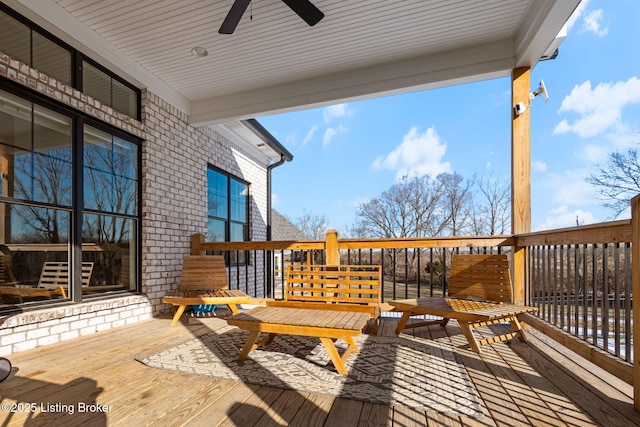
left=258, top=0, right=640, bottom=234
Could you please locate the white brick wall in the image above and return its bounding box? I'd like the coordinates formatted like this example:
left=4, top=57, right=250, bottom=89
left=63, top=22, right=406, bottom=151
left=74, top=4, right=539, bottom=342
left=0, top=51, right=271, bottom=354
left=0, top=296, right=152, bottom=355
left=141, top=91, right=270, bottom=314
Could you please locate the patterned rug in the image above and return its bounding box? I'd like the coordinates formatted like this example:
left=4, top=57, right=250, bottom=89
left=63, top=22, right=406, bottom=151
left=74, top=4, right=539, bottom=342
left=136, top=326, right=483, bottom=416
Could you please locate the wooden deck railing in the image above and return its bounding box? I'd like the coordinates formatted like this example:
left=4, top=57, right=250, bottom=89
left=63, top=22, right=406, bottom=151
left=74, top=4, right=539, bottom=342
left=514, top=220, right=634, bottom=385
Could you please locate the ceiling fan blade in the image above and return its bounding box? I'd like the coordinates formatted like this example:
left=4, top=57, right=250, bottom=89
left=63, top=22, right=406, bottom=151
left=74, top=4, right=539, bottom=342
left=281, top=0, right=324, bottom=26
left=219, top=0, right=252, bottom=34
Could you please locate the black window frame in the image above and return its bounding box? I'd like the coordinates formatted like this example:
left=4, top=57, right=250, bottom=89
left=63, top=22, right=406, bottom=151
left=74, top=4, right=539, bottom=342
left=0, top=75, right=142, bottom=310
left=207, top=166, right=250, bottom=266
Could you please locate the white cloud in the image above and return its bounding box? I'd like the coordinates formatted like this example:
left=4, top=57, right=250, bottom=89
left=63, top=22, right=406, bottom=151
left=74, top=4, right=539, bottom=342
left=323, top=125, right=348, bottom=147
left=565, top=0, right=589, bottom=32
left=532, top=160, right=547, bottom=172
left=583, top=9, right=608, bottom=36
left=301, top=125, right=317, bottom=147
left=323, top=103, right=352, bottom=123
left=372, top=126, right=452, bottom=181
left=553, top=78, right=640, bottom=138
left=565, top=1, right=608, bottom=36
left=535, top=205, right=595, bottom=231
left=542, top=168, right=599, bottom=206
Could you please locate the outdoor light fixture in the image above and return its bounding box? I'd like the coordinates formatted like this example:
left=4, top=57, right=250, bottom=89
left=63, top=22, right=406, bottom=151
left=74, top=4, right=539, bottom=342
left=191, top=46, right=209, bottom=57
left=531, top=80, right=550, bottom=102
left=514, top=79, right=549, bottom=116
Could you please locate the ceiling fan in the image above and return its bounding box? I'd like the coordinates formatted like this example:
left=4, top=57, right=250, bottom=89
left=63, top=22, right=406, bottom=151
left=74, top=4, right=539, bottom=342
left=219, top=0, right=324, bottom=34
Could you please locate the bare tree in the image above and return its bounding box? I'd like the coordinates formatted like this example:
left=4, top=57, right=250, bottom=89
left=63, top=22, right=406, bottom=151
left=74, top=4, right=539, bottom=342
left=292, top=209, right=329, bottom=240
left=13, top=149, right=72, bottom=243
left=438, top=173, right=472, bottom=236
left=586, top=148, right=640, bottom=217
left=354, top=174, right=450, bottom=239
left=470, top=172, right=511, bottom=235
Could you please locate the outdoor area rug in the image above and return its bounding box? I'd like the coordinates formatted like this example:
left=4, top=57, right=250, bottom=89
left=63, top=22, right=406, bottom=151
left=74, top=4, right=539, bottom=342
left=135, top=325, right=483, bottom=416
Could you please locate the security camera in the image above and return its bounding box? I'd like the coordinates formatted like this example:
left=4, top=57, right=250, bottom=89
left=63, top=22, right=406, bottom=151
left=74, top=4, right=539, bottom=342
left=514, top=102, right=527, bottom=116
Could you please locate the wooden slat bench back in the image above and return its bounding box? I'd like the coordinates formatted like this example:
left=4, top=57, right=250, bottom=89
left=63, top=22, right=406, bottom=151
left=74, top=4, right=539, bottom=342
left=178, top=255, right=228, bottom=292
left=448, top=253, right=512, bottom=303
left=266, top=264, right=383, bottom=332
left=39, top=261, right=94, bottom=289
left=284, top=264, right=382, bottom=306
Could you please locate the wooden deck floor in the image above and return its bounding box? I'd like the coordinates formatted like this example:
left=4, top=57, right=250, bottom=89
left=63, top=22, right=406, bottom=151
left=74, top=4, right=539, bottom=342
left=1, top=311, right=639, bottom=427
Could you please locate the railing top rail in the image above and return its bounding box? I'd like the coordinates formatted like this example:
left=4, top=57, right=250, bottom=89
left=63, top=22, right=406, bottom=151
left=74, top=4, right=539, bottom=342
left=515, top=219, right=631, bottom=246
left=193, top=234, right=513, bottom=252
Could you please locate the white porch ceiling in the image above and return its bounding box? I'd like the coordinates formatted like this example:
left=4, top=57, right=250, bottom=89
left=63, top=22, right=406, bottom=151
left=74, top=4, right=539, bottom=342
left=5, top=0, right=579, bottom=126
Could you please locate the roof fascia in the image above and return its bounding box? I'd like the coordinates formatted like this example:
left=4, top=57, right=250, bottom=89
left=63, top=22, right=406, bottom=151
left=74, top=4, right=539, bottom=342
left=514, top=0, right=581, bottom=67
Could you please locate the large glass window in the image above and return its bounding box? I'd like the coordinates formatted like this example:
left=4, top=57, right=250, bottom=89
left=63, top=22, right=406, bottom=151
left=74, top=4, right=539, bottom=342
left=83, top=125, right=139, bottom=293
left=0, top=88, right=73, bottom=303
left=207, top=167, right=249, bottom=264
left=0, top=5, right=141, bottom=309
left=0, top=86, right=140, bottom=308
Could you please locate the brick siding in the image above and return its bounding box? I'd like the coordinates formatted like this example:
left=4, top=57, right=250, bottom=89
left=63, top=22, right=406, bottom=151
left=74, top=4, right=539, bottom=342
left=0, top=52, right=270, bottom=355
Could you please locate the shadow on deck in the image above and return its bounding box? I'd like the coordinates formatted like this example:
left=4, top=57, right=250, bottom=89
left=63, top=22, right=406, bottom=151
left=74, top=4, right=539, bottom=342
left=0, top=310, right=639, bottom=426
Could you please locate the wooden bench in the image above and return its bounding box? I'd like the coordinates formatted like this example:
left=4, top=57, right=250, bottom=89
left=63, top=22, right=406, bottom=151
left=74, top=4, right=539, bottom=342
left=390, top=254, right=538, bottom=353
left=268, top=264, right=383, bottom=331
left=162, top=255, right=252, bottom=326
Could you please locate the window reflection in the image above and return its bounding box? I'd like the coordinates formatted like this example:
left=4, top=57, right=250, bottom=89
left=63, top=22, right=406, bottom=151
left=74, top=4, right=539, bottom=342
left=1, top=92, right=73, bottom=206
left=0, top=202, right=70, bottom=305
left=84, top=126, right=138, bottom=215
left=83, top=213, right=137, bottom=292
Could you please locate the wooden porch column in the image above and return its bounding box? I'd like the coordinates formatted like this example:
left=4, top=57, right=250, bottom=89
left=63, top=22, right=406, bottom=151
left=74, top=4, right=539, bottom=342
left=325, top=229, right=340, bottom=265
left=191, top=233, right=206, bottom=255
left=511, top=67, right=531, bottom=305
left=631, top=195, right=640, bottom=410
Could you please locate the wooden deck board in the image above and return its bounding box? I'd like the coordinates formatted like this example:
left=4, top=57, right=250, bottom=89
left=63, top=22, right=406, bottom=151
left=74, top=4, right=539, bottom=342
left=218, top=386, right=286, bottom=427
left=1, top=314, right=638, bottom=426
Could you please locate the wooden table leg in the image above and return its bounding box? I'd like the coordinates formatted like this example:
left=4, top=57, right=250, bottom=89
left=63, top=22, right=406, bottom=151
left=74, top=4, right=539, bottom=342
left=237, top=332, right=277, bottom=360
left=395, top=311, right=413, bottom=334
left=170, top=305, right=187, bottom=327
left=345, top=336, right=359, bottom=354
left=458, top=322, right=482, bottom=353
left=320, top=337, right=355, bottom=375
left=238, top=330, right=262, bottom=360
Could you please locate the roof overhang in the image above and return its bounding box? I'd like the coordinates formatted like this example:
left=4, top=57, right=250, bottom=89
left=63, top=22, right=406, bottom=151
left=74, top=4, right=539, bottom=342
left=3, top=0, right=580, bottom=125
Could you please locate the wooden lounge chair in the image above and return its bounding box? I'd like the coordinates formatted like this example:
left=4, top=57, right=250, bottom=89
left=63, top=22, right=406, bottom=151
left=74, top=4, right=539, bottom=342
left=162, top=255, right=252, bottom=326
left=390, top=254, right=538, bottom=353
left=0, top=261, right=94, bottom=302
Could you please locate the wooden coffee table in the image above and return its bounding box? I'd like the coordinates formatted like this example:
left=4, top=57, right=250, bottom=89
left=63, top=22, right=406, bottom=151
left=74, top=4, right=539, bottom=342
left=226, top=306, right=370, bottom=374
